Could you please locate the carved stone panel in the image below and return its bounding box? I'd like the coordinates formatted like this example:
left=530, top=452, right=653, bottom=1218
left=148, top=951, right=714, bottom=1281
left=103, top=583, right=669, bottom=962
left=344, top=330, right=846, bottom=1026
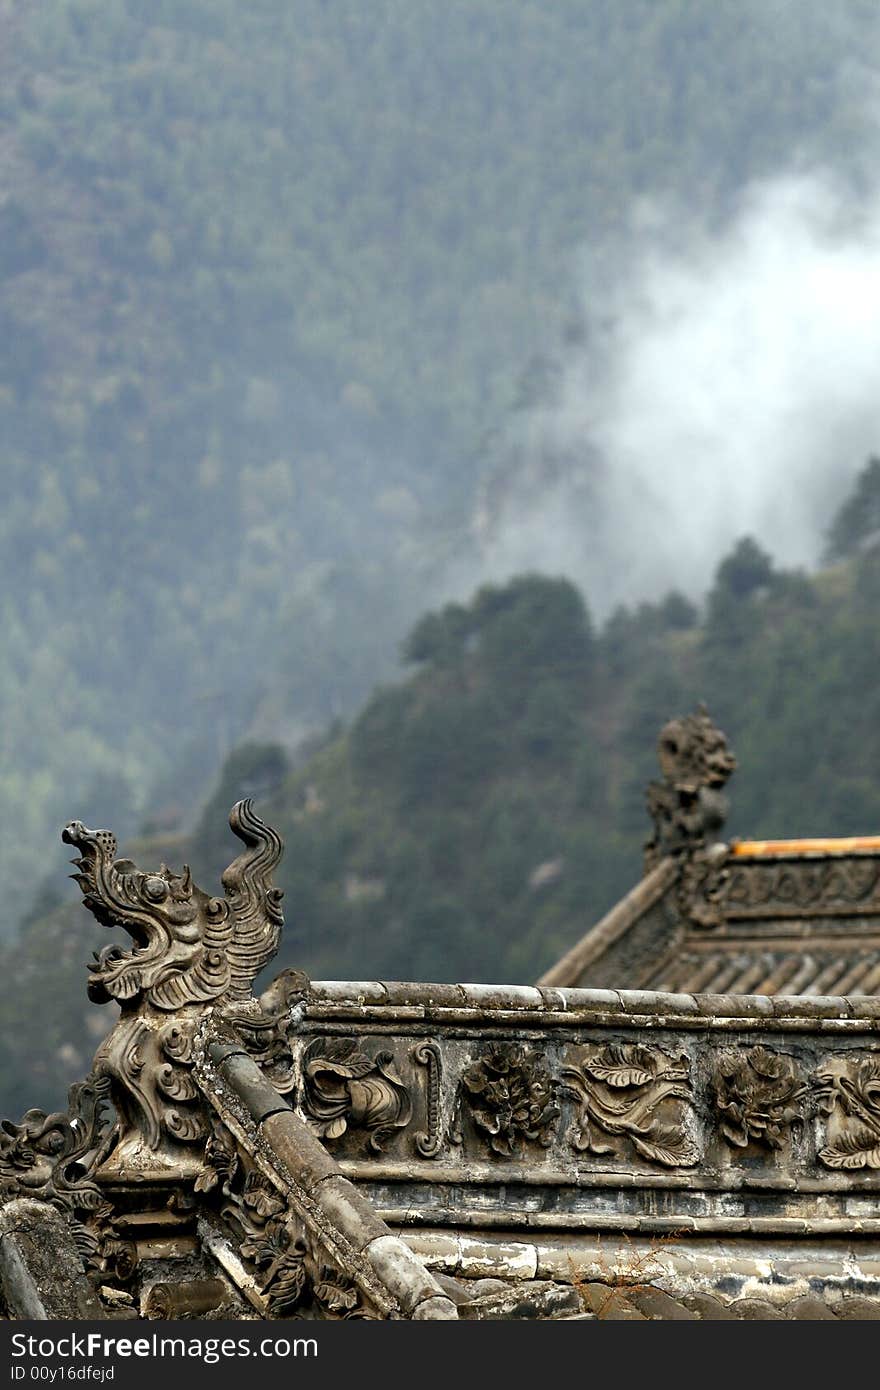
left=458, top=1044, right=560, bottom=1158
left=561, top=1043, right=699, bottom=1167
left=815, top=1056, right=880, bottom=1170
left=299, top=1038, right=412, bottom=1152
left=720, top=858, right=880, bottom=920
left=713, top=1046, right=809, bottom=1150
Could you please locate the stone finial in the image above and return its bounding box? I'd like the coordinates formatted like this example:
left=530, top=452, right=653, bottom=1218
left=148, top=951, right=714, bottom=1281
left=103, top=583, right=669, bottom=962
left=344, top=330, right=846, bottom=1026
left=644, top=706, right=736, bottom=929
left=645, top=704, right=736, bottom=864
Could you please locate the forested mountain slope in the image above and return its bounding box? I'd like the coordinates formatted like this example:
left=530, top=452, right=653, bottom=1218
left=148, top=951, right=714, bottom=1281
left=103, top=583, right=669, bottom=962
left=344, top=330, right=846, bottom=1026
left=1, top=0, right=877, bottom=932
left=6, top=465, right=880, bottom=1117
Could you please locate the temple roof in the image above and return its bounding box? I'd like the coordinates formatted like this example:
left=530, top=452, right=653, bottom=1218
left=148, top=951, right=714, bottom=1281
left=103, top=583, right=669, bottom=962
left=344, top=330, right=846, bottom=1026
left=540, top=713, right=880, bottom=997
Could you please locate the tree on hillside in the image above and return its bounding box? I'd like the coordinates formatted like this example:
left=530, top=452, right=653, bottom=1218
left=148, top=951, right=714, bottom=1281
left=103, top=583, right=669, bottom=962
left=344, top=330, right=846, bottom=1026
left=824, top=457, right=880, bottom=562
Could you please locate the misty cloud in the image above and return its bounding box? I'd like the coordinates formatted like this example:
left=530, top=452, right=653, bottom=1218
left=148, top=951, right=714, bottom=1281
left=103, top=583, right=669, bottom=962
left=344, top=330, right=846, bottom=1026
left=473, top=174, right=880, bottom=618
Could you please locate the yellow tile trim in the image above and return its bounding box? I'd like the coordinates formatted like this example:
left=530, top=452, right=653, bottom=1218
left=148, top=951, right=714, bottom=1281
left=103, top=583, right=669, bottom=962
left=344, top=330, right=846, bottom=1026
left=732, top=836, right=880, bottom=856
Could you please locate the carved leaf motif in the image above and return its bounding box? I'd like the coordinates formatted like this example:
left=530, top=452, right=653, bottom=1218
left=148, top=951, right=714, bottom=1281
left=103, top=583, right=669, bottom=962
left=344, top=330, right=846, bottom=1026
left=301, top=1037, right=412, bottom=1150
left=314, top=1280, right=359, bottom=1314
left=563, top=1045, right=697, bottom=1168
left=586, top=1060, right=653, bottom=1088
left=632, top=1128, right=699, bottom=1167
left=819, top=1127, right=880, bottom=1170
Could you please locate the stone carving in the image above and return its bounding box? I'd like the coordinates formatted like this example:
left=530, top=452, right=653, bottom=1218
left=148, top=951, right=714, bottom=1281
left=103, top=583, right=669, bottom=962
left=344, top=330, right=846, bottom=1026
left=644, top=706, right=736, bottom=929
left=234, top=1170, right=373, bottom=1318
left=230, top=968, right=312, bottom=1095
left=195, top=1116, right=240, bottom=1195
left=645, top=705, right=736, bottom=860
left=713, top=1046, right=809, bottom=1150
left=412, top=1041, right=443, bottom=1159
left=815, top=1057, right=880, bottom=1170
left=62, top=800, right=284, bottom=1167
left=720, top=858, right=880, bottom=920
left=562, top=1044, right=698, bottom=1167
left=0, top=1075, right=112, bottom=1210
left=65, top=799, right=283, bottom=1011
left=460, top=1045, right=560, bottom=1158
left=300, top=1038, right=412, bottom=1152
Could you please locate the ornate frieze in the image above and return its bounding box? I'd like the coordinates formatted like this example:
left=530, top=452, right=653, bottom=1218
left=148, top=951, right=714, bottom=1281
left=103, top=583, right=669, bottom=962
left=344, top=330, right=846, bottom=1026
left=713, top=1046, right=809, bottom=1150
left=458, top=1044, right=560, bottom=1158
left=719, top=858, right=880, bottom=920
left=561, top=1043, right=698, bottom=1167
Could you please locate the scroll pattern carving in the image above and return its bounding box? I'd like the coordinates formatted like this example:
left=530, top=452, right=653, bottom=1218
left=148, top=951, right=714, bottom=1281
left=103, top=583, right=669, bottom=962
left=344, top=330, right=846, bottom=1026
left=562, top=1044, right=698, bottom=1167
left=460, top=1045, right=559, bottom=1158
left=299, top=1038, right=412, bottom=1152
left=713, top=1046, right=809, bottom=1150
left=412, top=1041, right=443, bottom=1158
left=720, top=859, right=880, bottom=919
left=0, top=1074, right=112, bottom=1210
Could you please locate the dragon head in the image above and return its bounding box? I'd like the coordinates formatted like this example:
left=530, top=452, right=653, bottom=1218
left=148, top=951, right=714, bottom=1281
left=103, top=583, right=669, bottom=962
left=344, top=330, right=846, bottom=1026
left=63, top=800, right=284, bottom=1012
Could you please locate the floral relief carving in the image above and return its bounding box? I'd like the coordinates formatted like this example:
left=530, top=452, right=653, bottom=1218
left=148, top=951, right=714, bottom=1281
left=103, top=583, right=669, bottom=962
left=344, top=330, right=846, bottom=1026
left=562, top=1043, right=698, bottom=1167
left=815, top=1057, right=880, bottom=1170
left=234, top=1171, right=373, bottom=1318
left=713, top=1046, right=809, bottom=1150
left=460, top=1044, right=560, bottom=1158
left=299, top=1037, right=412, bottom=1152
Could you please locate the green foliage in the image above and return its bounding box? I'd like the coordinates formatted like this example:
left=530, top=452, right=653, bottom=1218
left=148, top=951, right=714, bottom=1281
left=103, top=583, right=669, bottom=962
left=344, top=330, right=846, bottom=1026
left=824, top=457, right=880, bottom=562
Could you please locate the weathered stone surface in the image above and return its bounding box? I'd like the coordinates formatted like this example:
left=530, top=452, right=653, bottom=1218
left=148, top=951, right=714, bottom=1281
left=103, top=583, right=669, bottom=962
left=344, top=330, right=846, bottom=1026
left=259, top=1109, right=340, bottom=1191
left=410, top=1295, right=459, bottom=1320
left=311, top=1173, right=389, bottom=1253
left=363, top=1234, right=449, bottom=1314
left=220, top=1052, right=290, bottom=1124
left=460, top=1281, right=583, bottom=1320
left=680, top=1292, right=738, bottom=1319
left=784, top=1295, right=837, bottom=1320
left=596, top=1293, right=648, bottom=1320
left=0, top=1200, right=103, bottom=1319
left=730, top=1298, right=784, bottom=1319
left=835, top=1297, right=880, bottom=1319
left=625, top=1286, right=699, bottom=1320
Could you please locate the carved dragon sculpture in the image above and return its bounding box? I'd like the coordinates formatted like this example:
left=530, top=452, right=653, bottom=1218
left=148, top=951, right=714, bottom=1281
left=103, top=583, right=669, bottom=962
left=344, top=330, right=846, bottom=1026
left=61, top=800, right=285, bottom=1173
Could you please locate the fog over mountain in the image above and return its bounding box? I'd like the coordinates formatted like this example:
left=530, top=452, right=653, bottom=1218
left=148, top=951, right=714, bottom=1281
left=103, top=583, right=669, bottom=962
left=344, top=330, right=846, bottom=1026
left=473, top=173, right=880, bottom=616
